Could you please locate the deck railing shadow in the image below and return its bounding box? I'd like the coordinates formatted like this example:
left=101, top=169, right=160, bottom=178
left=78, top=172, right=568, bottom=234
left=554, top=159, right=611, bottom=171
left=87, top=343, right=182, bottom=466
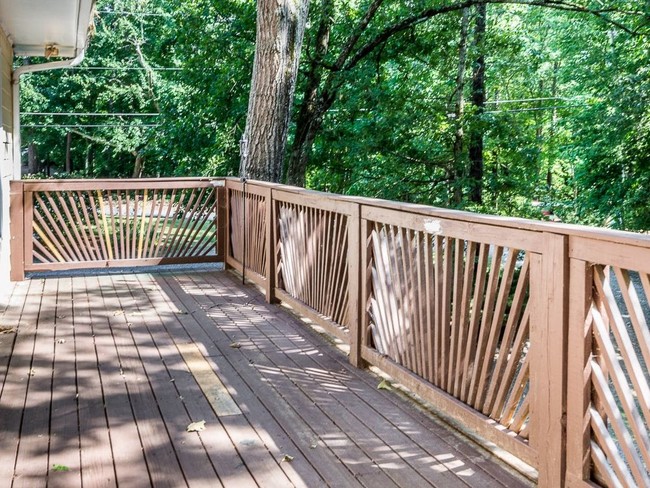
left=152, top=269, right=507, bottom=486
left=0, top=276, right=258, bottom=487
left=224, top=178, right=650, bottom=488
left=10, top=176, right=650, bottom=487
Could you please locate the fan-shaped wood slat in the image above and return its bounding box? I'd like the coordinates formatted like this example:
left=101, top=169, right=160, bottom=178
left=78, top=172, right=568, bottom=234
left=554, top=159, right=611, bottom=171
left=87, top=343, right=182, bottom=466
left=26, top=181, right=221, bottom=270
left=366, top=222, right=531, bottom=439
left=276, top=201, right=350, bottom=330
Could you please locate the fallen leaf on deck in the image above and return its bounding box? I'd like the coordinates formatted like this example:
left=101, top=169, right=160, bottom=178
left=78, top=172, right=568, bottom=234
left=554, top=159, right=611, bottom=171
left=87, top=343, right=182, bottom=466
left=280, top=454, right=294, bottom=463
left=0, top=326, right=16, bottom=335
left=230, top=342, right=242, bottom=349
left=56, top=315, right=66, bottom=319
left=51, top=464, right=69, bottom=472
left=113, top=310, right=124, bottom=316
left=377, top=379, right=391, bottom=390
left=187, top=420, right=206, bottom=432
left=29, top=369, right=36, bottom=376
left=176, top=310, right=188, bottom=315
left=57, top=339, right=66, bottom=344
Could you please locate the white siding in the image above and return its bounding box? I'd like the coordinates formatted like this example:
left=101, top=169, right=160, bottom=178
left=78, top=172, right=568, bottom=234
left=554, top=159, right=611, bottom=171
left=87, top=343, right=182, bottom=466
left=1, top=30, right=11, bottom=134
left=0, top=27, right=13, bottom=293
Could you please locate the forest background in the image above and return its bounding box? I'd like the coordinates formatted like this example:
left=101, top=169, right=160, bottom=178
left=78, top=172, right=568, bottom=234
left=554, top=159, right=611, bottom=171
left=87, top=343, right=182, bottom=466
left=18, top=0, right=650, bottom=230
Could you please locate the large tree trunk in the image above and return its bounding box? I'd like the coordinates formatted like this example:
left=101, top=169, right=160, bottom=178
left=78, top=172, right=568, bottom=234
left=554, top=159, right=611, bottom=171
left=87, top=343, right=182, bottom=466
left=240, top=0, right=310, bottom=182
left=468, top=2, right=487, bottom=204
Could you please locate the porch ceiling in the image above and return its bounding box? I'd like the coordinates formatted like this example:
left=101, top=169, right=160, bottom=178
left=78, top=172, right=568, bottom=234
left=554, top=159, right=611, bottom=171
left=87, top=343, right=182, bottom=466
left=0, top=0, right=95, bottom=57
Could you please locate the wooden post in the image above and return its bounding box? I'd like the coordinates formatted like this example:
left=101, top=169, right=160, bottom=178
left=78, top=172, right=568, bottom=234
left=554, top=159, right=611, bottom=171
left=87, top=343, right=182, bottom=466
left=348, top=204, right=363, bottom=367
left=216, top=184, right=227, bottom=261
left=264, top=187, right=276, bottom=303
left=23, top=188, right=34, bottom=272
left=529, top=233, right=569, bottom=487
left=565, top=257, right=593, bottom=487
left=9, top=181, right=25, bottom=281
left=224, top=180, right=232, bottom=271
left=358, top=216, right=372, bottom=364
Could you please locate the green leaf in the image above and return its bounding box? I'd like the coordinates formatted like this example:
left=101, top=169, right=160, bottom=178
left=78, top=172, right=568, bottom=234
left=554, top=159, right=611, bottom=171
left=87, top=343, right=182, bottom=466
left=377, top=379, right=391, bottom=390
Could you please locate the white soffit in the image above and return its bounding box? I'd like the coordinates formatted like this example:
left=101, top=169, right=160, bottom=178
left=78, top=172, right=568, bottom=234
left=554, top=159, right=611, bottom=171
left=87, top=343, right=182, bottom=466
left=0, top=0, right=95, bottom=57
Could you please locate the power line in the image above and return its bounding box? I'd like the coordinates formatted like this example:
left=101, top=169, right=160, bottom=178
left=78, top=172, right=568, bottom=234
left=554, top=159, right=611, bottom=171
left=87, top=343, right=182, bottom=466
left=23, top=124, right=161, bottom=128
left=98, top=10, right=172, bottom=17
left=484, top=96, right=588, bottom=105
left=64, top=66, right=183, bottom=71
left=485, top=104, right=588, bottom=114
left=22, top=112, right=160, bottom=117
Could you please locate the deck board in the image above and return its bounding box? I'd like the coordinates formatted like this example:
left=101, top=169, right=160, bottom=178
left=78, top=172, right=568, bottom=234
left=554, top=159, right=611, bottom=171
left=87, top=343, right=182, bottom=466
left=183, top=271, right=513, bottom=488
left=73, top=274, right=118, bottom=488
left=47, top=277, right=83, bottom=488
left=0, top=269, right=532, bottom=488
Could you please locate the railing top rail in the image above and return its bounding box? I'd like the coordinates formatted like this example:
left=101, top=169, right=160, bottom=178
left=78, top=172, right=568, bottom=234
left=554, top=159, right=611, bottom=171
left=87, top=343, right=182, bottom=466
left=16, top=177, right=224, bottom=192
left=233, top=178, right=650, bottom=251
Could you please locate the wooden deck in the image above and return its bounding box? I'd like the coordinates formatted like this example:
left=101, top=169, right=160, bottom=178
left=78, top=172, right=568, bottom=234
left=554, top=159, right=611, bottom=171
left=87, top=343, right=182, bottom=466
left=0, top=269, right=530, bottom=488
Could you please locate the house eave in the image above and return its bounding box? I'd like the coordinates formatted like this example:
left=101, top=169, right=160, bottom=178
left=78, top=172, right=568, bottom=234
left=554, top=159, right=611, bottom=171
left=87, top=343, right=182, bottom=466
left=0, top=0, right=96, bottom=59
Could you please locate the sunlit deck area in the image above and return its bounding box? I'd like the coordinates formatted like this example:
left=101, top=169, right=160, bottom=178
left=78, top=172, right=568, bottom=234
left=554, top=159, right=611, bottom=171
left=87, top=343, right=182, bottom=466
left=0, top=268, right=528, bottom=488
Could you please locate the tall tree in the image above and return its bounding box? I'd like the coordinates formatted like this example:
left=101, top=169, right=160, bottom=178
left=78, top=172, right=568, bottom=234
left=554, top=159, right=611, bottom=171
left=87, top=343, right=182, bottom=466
left=240, top=0, right=310, bottom=181
left=468, top=2, right=487, bottom=203
left=284, top=0, right=646, bottom=186
left=451, top=7, right=471, bottom=204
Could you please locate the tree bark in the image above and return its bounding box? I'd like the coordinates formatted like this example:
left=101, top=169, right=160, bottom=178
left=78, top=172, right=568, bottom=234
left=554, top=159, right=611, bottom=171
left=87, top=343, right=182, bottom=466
left=85, top=144, right=94, bottom=176
left=468, top=2, right=486, bottom=204
left=284, top=0, right=384, bottom=186
left=284, top=0, right=334, bottom=186
left=65, top=132, right=73, bottom=173
left=27, top=142, right=38, bottom=174
left=451, top=8, right=471, bottom=204
left=132, top=151, right=144, bottom=178
left=241, top=0, right=310, bottom=182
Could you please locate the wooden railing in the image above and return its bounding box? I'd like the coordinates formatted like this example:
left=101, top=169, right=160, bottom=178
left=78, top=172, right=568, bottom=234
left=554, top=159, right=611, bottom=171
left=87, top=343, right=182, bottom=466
left=9, top=177, right=650, bottom=487
left=567, top=233, right=650, bottom=488
left=9, top=178, right=225, bottom=279
left=225, top=178, right=650, bottom=488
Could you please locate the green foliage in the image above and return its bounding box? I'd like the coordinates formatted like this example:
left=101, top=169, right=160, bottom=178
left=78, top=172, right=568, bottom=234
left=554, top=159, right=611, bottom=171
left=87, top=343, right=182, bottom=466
left=20, top=0, right=650, bottom=230
left=20, top=0, right=254, bottom=178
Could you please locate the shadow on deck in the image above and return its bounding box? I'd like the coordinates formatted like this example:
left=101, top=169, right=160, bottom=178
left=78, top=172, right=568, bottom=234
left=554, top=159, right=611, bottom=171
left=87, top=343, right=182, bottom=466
left=0, top=269, right=530, bottom=487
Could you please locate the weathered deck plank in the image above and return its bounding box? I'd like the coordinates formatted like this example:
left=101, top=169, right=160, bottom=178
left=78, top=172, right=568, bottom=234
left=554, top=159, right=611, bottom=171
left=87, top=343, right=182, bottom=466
left=13, top=278, right=56, bottom=488
left=0, top=279, right=44, bottom=486
left=73, top=274, right=118, bottom=488
left=0, top=269, right=531, bottom=488
left=184, top=270, right=527, bottom=488
left=48, top=276, right=83, bottom=488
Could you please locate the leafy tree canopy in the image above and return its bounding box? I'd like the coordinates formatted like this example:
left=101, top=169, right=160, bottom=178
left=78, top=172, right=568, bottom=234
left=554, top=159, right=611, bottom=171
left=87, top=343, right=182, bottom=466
left=18, top=0, right=650, bottom=230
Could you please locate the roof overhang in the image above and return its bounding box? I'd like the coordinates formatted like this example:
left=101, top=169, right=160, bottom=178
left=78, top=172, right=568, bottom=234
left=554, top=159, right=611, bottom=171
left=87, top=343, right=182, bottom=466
left=0, top=0, right=95, bottom=58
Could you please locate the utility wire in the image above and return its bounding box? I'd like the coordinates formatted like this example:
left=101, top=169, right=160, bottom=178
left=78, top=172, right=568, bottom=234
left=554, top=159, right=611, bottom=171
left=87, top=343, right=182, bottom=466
left=484, top=96, right=588, bottom=105
left=22, top=112, right=160, bottom=117
left=485, top=104, right=588, bottom=114
left=98, top=10, right=173, bottom=17
left=64, top=66, right=183, bottom=71
left=23, top=124, right=161, bottom=128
